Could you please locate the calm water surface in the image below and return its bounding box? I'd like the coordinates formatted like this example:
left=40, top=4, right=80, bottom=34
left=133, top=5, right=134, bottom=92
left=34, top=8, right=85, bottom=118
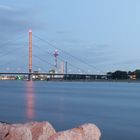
left=0, top=81, right=140, bottom=140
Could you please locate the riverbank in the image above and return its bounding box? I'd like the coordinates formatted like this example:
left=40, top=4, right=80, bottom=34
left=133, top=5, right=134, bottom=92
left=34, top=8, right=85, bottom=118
left=0, top=78, right=140, bottom=83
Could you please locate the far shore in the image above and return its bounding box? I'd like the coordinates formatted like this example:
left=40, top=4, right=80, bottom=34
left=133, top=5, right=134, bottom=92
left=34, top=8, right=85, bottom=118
left=0, top=79, right=140, bottom=83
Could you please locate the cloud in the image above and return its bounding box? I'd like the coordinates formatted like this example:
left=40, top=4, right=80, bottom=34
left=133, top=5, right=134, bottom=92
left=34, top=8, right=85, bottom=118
left=0, top=5, right=43, bottom=44
left=50, top=38, right=83, bottom=45
left=0, top=4, right=44, bottom=71
left=115, top=58, right=140, bottom=65
left=56, top=30, right=71, bottom=34
left=0, top=5, right=14, bottom=11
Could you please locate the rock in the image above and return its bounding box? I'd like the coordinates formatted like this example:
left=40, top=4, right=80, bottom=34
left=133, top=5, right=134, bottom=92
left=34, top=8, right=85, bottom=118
left=48, top=123, right=101, bottom=140
left=0, top=122, right=56, bottom=140
left=24, top=122, right=56, bottom=140
left=0, top=122, right=101, bottom=140
left=0, top=123, right=10, bottom=140
left=4, top=125, right=32, bottom=140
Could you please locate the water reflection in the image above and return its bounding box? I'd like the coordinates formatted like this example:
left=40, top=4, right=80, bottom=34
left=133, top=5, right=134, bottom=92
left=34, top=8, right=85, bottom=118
left=26, top=81, right=35, bottom=120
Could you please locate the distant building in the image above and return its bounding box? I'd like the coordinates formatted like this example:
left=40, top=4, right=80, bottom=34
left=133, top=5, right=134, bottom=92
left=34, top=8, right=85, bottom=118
left=0, top=75, right=16, bottom=80
left=129, top=74, right=136, bottom=80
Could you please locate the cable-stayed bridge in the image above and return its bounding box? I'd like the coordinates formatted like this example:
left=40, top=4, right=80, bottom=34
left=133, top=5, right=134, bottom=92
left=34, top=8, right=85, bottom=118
left=0, top=30, right=106, bottom=81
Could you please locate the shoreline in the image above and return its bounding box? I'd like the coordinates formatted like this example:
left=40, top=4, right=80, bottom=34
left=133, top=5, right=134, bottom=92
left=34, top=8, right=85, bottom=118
left=0, top=79, right=140, bottom=83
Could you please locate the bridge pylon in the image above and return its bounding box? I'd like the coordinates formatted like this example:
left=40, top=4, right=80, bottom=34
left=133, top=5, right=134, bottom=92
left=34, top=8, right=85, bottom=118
left=28, top=29, right=32, bottom=81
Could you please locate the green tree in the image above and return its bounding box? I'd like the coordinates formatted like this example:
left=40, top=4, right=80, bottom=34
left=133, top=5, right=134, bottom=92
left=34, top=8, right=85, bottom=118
left=111, top=71, right=128, bottom=80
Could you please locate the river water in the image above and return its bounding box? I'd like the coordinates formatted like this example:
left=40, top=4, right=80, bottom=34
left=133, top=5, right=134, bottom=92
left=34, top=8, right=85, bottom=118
left=0, top=81, right=140, bottom=140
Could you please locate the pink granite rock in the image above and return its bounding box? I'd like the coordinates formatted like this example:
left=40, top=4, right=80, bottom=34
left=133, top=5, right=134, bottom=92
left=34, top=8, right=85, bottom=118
left=24, top=122, right=56, bottom=140
left=0, top=123, right=10, bottom=140
left=0, top=122, right=101, bottom=140
left=4, top=125, right=32, bottom=140
left=48, top=123, right=101, bottom=140
left=0, top=122, right=56, bottom=140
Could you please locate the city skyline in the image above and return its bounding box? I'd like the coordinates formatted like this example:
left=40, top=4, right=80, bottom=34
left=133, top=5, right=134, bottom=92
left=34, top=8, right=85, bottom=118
left=0, top=0, right=140, bottom=73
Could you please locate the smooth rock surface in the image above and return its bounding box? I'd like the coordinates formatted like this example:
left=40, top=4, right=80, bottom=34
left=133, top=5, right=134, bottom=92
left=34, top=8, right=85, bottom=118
left=4, top=126, right=32, bottom=140
left=0, top=123, right=10, bottom=140
left=48, top=123, right=101, bottom=140
left=0, top=122, right=101, bottom=140
left=24, top=122, right=56, bottom=140
left=0, top=122, right=56, bottom=140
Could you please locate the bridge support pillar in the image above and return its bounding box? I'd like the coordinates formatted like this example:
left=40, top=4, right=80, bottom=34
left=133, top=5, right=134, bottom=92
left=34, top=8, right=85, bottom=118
left=28, top=73, right=32, bottom=81
left=28, top=29, right=32, bottom=81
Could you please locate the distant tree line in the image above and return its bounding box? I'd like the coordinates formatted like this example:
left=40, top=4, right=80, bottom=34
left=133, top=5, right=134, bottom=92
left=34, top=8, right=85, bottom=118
left=107, top=70, right=140, bottom=80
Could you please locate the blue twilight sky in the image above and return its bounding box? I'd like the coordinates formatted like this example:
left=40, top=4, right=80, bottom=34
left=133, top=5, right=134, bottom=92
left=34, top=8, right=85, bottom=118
left=0, top=0, right=140, bottom=73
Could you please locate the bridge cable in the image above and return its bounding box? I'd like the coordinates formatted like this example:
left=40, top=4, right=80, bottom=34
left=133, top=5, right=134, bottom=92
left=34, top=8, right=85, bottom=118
left=33, top=43, right=87, bottom=73
left=32, top=34, right=105, bottom=73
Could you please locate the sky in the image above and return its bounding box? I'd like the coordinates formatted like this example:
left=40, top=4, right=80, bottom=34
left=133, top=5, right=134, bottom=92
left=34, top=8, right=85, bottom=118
left=0, top=0, right=140, bottom=73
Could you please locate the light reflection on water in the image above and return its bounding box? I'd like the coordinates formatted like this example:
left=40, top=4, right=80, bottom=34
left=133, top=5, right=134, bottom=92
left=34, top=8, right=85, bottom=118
left=26, top=81, right=35, bottom=120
